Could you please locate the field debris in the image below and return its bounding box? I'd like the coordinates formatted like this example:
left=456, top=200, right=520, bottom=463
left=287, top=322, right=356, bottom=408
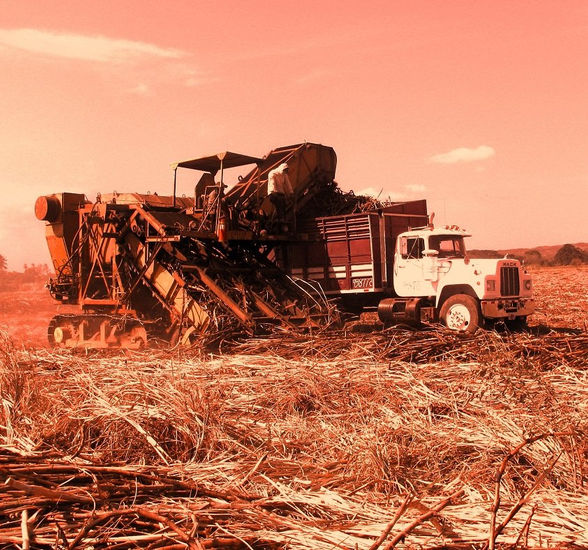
left=0, top=267, right=586, bottom=548
left=1, top=315, right=587, bottom=549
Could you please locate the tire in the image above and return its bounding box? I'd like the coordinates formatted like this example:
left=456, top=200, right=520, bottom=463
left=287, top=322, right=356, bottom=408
left=439, top=294, right=480, bottom=334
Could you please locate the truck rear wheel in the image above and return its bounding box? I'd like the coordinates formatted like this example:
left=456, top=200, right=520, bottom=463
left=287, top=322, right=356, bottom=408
left=439, top=294, right=480, bottom=334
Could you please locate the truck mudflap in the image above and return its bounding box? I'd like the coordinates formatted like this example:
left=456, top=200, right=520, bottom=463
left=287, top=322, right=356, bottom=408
left=481, top=298, right=535, bottom=319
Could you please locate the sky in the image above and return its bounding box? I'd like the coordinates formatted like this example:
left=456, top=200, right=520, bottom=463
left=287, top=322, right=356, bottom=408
left=0, top=1, right=587, bottom=270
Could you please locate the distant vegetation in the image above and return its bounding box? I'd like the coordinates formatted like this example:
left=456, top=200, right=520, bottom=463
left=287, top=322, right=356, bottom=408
left=522, top=249, right=543, bottom=265
left=469, top=243, right=588, bottom=266
left=468, top=249, right=503, bottom=259
left=0, top=259, right=51, bottom=290
left=553, top=244, right=588, bottom=265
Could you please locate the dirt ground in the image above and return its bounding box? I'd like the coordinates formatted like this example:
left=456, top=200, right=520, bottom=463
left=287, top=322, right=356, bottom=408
left=0, top=282, right=60, bottom=346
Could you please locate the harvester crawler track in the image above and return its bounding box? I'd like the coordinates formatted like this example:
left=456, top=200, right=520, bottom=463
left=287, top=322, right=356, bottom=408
left=48, top=314, right=147, bottom=350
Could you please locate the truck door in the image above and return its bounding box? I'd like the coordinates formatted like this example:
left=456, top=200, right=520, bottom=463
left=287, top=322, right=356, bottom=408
left=393, top=236, right=435, bottom=297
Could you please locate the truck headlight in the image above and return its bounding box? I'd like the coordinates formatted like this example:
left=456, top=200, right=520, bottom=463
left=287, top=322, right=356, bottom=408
left=524, top=280, right=532, bottom=290
left=486, top=279, right=496, bottom=292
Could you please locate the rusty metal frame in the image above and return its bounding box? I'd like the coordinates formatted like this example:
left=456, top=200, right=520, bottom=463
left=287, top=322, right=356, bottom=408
left=193, top=265, right=253, bottom=331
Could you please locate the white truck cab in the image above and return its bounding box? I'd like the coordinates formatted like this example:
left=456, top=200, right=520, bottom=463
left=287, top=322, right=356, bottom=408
left=286, top=203, right=534, bottom=334
left=391, top=225, right=534, bottom=332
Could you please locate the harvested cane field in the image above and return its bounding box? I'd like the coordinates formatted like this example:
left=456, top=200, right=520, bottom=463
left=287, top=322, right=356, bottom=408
left=0, top=266, right=587, bottom=549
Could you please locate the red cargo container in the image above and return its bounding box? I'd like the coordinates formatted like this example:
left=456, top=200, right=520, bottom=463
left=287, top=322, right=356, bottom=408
left=284, top=200, right=428, bottom=298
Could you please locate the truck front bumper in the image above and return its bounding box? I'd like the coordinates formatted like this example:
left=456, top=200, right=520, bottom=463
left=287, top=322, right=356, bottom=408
left=480, top=298, right=535, bottom=319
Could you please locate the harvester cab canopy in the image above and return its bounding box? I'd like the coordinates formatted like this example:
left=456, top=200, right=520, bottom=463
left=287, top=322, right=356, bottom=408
left=173, top=151, right=263, bottom=174
left=172, top=151, right=263, bottom=209
left=171, top=143, right=337, bottom=221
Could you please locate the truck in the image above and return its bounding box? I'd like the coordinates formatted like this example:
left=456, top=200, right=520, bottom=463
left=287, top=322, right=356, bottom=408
left=35, top=142, right=534, bottom=348
left=283, top=207, right=535, bottom=333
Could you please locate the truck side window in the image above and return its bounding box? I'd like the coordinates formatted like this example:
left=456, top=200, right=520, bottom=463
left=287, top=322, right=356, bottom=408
left=429, top=236, right=466, bottom=258
left=401, top=237, right=424, bottom=259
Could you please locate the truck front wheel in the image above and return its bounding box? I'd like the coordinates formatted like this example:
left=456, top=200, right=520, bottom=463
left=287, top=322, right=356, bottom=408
left=439, top=294, right=480, bottom=334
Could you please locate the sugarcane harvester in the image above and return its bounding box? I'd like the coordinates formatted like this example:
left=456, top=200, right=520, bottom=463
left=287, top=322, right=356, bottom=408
left=35, top=143, right=338, bottom=348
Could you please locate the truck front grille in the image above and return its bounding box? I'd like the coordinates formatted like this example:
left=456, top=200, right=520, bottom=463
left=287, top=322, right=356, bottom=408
left=500, top=266, right=520, bottom=296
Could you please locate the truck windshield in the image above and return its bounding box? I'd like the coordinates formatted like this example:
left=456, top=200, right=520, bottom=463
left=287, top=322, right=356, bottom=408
left=428, top=235, right=466, bottom=258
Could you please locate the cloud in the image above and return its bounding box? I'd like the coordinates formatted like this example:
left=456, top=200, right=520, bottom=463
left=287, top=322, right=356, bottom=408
left=405, top=184, right=426, bottom=193
left=182, top=67, right=217, bottom=87
left=0, top=28, right=185, bottom=63
left=0, top=28, right=210, bottom=91
left=428, top=145, right=495, bottom=164
left=128, top=83, right=151, bottom=96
